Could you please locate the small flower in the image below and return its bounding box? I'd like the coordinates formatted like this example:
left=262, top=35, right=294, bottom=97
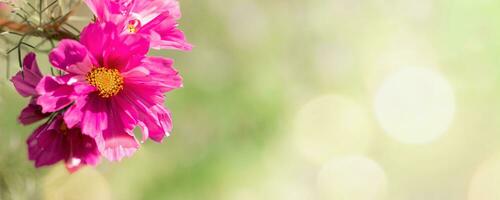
left=10, top=53, right=50, bottom=125
left=27, top=115, right=100, bottom=173
left=84, top=0, right=192, bottom=51
left=36, top=22, right=182, bottom=161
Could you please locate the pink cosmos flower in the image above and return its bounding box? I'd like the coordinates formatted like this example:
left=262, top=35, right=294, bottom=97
left=36, top=21, right=182, bottom=161
left=84, top=0, right=192, bottom=51
left=27, top=115, right=100, bottom=173
left=10, top=53, right=50, bottom=125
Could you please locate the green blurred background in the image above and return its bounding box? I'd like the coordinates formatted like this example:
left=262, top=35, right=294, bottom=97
left=2, top=0, right=500, bottom=199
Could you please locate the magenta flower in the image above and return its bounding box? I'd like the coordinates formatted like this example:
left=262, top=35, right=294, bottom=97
left=27, top=115, right=100, bottom=173
left=10, top=53, right=50, bottom=125
left=84, top=0, right=192, bottom=51
left=36, top=22, right=182, bottom=161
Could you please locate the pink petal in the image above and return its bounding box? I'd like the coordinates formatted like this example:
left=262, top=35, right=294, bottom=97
left=78, top=93, right=109, bottom=138
left=80, top=22, right=149, bottom=69
left=63, top=95, right=87, bottom=128
left=49, top=39, right=95, bottom=75
left=10, top=53, right=43, bottom=97
left=131, top=0, right=180, bottom=23
left=83, top=0, right=109, bottom=20
left=103, top=33, right=150, bottom=70
left=64, top=128, right=101, bottom=173
left=107, top=0, right=135, bottom=16
left=27, top=120, right=66, bottom=168
left=18, top=98, right=50, bottom=125
left=119, top=88, right=171, bottom=142
left=138, top=105, right=173, bottom=142
left=80, top=22, right=118, bottom=66
left=83, top=0, right=190, bottom=51
left=92, top=95, right=141, bottom=161
left=36, top=76, right=76, bottom=113
left=142, top=56, right=183, bottom=92
left=140, top=13, right=192, bottom=51
left=27, top=115, right=102, bottom=172
left=150, top=29, right=192, bottom=51
left=97, top=133, right=139, bottom=162
left=122, top=57, right=182, bottom=96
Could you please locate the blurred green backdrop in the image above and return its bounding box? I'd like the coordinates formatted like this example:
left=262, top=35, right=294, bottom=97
left=2, top=0, right=500, bottom=200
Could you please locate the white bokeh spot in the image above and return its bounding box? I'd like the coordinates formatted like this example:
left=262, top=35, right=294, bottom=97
left=374, top=67, right=455, bottom=144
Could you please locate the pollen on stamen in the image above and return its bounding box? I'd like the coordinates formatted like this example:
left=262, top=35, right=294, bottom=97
left=86, top=67, right=124, bottom=98
left=127, top=19, right=141, bottom=33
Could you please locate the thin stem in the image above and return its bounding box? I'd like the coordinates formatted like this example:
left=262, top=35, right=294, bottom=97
left=39, top=0, right=43, bottom=26
left=63, top=22, right=80, bottom=34
left=4, top=39, right=10, bottom=79
left=26, top=3, right=38, bottom=14
left=41, top=0, right=58, bottom=13
left=34, top=38, right=48, bottom=48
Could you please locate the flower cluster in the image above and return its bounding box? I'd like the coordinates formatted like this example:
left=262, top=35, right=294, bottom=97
left=10, top=0, right=190, bottom=172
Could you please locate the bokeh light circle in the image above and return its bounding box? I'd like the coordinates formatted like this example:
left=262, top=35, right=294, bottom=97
left=317, top=156, right=387, bottom=200
left=293, top=95, right=373, bottom=164
left=374, top=67, right=455, bottom=144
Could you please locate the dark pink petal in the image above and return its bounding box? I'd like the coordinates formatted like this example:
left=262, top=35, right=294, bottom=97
left=22, top=52, right=42, bottom=73
left=49, top=39, right=95, bottom=75
left=27, top=115, right=102, bottom=172
left=27, top=122, right=66, bottom=168
left=18, top=98, right=50, bottom=125
left=10, top=53, right=43, bottom=97
left=65, top=129, right=101, bottom=173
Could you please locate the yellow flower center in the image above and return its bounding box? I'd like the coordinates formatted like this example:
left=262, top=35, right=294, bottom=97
left=86, top=67, right=124, bottom=98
